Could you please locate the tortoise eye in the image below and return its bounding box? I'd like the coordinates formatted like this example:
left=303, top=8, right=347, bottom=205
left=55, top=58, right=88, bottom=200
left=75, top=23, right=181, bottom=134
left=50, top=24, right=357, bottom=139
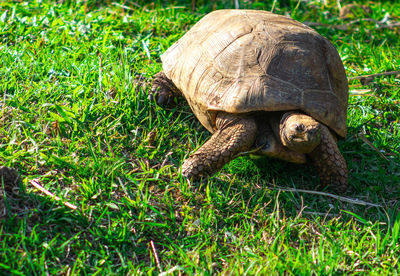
left=296, top=124, right=305, bottom=132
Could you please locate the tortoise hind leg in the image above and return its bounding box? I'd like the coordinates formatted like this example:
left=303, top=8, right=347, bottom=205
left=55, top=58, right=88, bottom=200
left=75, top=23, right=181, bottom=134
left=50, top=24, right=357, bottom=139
left=151, top=71, right=181, bottom=105
left=182, top=113, right=257, bottom=180
left=308, top=125, right=348, bottom=193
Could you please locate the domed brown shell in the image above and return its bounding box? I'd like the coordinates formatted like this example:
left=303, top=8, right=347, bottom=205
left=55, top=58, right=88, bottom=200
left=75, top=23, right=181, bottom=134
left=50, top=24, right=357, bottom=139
left=161, top=9, right=349, bottom=137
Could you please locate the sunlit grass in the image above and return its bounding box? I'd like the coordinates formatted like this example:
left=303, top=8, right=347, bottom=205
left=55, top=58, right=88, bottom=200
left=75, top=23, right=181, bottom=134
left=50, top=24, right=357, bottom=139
left=0, top=0, right=399, bottom=274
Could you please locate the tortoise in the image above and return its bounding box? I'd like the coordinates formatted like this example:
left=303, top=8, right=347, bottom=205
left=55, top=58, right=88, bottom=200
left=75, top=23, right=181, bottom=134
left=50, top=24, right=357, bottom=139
left=152, top=9, right=349, bottom=193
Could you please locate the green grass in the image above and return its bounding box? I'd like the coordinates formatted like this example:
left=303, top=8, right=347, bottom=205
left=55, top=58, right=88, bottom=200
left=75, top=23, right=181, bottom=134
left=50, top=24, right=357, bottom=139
left=0, top=0, right=399, bottom=274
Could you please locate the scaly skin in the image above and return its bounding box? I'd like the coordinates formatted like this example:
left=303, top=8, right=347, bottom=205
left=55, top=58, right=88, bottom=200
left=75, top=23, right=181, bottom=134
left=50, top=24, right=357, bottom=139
left=181, top=113, right=257, bottom=180
left=308, top=125, right=348, bottom=193
left=151, top=71, right=180, bottom=105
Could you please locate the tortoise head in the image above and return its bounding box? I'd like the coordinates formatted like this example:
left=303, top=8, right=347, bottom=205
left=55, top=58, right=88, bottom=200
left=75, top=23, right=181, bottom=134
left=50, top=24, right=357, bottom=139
left=280, top=112, right=321, bottom=154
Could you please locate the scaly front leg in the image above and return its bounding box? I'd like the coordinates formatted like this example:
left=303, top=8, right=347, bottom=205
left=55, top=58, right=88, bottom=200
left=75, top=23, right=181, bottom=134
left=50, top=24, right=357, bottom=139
left=308, top=125, right=348, bottom=193
left=182, top=113, right=257, bottom=180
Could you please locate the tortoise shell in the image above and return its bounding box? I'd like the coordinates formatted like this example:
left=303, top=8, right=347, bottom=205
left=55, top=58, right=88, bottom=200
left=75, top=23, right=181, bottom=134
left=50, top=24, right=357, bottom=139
left=161, top=9, right=349, bottom=137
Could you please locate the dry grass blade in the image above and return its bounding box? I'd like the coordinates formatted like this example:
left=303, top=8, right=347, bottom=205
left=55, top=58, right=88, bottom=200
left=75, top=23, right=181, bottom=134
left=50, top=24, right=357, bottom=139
left=160, top=151, right=173, bottom=168
left=358, top=134, right=389, bottom=162
left=304, top=21, right=400, bottom=31
left=303, top=21, right=349, bottom=30
left=348, top=71, right=400, bottom=82
left=112, top=2, right=134, bottom=11
left=349, top=89, right=373, bottom=96
left=303, top=211, right=340, bottom=217
left=112, top=2, right=149, bottom=12
left=271, top=185, right=382, bottom=207
left=374, top=22, right=400, bottom=29
left=29, top=179, right=77, bottom=210
left=150, top=240, right=162, bottom=273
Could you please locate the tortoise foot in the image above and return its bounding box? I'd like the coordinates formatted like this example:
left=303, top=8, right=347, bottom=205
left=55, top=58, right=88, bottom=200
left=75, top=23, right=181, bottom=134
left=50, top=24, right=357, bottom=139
left=151, top=71, right=180, bottom=105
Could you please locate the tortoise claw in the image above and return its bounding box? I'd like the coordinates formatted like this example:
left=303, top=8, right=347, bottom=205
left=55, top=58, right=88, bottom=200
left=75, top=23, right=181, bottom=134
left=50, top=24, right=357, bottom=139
left=151, top=71, right=180, bottom=106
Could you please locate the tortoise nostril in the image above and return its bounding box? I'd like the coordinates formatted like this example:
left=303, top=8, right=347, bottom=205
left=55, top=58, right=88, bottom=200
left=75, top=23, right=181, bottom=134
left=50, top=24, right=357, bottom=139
left=296, top=124, right=305, bottom=132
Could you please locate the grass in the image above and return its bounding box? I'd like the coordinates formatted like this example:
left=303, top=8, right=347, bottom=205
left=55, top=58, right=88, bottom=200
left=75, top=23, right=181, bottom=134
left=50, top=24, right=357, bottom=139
left=0, top=0, right=399, bottom=274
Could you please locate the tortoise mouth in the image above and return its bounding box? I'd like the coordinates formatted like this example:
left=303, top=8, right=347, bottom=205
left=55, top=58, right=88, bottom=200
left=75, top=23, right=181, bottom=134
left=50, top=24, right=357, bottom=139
left=283, top=126, right=321, bottom=153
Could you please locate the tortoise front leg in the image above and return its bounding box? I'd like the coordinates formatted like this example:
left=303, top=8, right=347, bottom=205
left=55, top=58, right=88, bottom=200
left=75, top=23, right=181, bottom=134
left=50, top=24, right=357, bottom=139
left=151, top=71, right=181, bottom=105
left=308, top=125, right=348, bottom=193
left=182, top=113, right=257, bottom=180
